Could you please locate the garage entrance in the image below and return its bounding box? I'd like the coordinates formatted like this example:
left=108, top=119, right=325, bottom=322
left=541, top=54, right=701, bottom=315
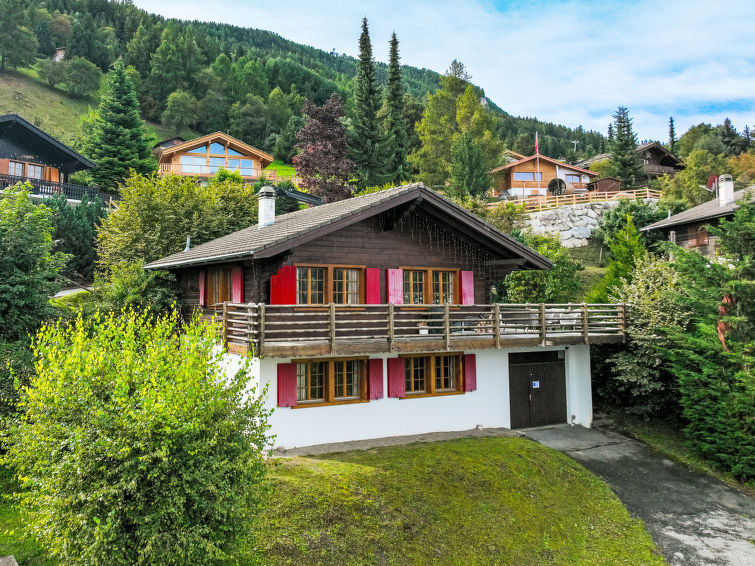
left=509, top=351, right=567, bottom=428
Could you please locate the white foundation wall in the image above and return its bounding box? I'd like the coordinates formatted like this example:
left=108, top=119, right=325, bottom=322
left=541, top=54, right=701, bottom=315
left=251, top=345, right=592, bottom=449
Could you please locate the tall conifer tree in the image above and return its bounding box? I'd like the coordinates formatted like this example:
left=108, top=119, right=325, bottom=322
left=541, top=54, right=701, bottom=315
left=609, top=106, right=644, bottom=190
left=349, top=18, right=386, bottom=187
left=668, top=116, right=676, bottom=155
left=383, top=32, right=408, bottom=184
left=85, top=60, right=155, bottom=190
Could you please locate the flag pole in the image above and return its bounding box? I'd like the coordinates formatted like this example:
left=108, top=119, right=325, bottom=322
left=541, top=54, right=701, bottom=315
left=535, top=132, right=541, bottom=192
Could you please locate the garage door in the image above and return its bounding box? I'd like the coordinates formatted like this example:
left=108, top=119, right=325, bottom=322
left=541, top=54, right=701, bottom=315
left=509, top=351, right=566, bottom=429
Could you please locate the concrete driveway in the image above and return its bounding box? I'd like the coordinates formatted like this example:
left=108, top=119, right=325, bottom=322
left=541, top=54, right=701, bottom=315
left=525, top=425, right=755, bottom=566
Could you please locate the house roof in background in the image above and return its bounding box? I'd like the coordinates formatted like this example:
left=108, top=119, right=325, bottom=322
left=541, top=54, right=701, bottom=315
left=490, top=154, right=598, bottom=176
left=145, top=183, right=553, bottom=271
left=641, top=189, right=753, bottom=231
left=576, top=141, right=684, bottom=169
left=0, top=113, right=95, bottom=172
left=156, top=131, right=274, bottom=163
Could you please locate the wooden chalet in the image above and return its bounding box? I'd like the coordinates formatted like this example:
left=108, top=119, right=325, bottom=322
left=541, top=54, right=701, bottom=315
left=0, top=113, right=100, bottom=202
left=155, top=131, right=274, bottom=182
left=146, top=183, right=625, bottom=449
left=577, top=142, right=685, bottom=182
left=490, top=154, right=598, bottom=199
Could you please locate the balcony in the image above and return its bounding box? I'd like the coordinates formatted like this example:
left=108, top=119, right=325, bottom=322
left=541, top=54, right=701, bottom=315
left=219, top=302, right=626, bottom=358
left=0, top=174, right=118, bottom=203
left=644, top=164, right=679, bottom=176
left=158, top=163, right=298, bottom=184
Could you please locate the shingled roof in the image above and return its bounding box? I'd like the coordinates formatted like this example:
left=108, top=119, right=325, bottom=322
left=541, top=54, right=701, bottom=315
left=641, top=189, right=753, bottom=232
left=145, top=183, right=552, bottom=271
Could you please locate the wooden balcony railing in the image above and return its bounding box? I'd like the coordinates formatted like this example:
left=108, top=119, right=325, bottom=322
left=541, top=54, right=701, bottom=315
left=158, top=163, right=299, bottom=183
left=644, top=164, right=679, bottom=176
left=219, top=302, right=626, bottom=358
left=492, top=187, right=661, bottom=213
left=0, top=174, right=119, bottom=203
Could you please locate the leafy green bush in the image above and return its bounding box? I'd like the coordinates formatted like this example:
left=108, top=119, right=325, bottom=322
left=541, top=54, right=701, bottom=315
left=585, top=216, right=644, bottom=303
left=592, top=199, right=672, bottom=248
left=92, top=261, right=178, bottom=315
left=3, top=310, right=272, bottom=564
left=0, top=339, right=34, bottom=417
left=48, top=192, right=107, bottom=281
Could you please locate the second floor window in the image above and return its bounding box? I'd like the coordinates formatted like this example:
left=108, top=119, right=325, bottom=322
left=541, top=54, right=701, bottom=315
left=565, top=174, right=581, bottom=183
left=432, top=271, right=455, bottom=304
left=333, top=267, right=360, bottom=304
left=297, top=266, right=325, bottom=305
left=206, top=267, right=233, bottom=306
left=27, top=164, right=43, bottom=179
left=9, top=161, right=23, bottom=176
left=403, top=270, right=426, bottom=305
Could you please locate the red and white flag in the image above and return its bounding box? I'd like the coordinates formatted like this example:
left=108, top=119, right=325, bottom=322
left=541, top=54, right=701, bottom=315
left=535, top=132, right=539, bottom=155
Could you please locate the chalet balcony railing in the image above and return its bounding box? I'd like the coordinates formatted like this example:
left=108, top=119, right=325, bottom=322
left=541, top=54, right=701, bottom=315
left=0, top=174, right=118, bottom=203
left=158, top=163, right=299, bottom=183
left=219, top=302, right=626, bottom=358
left=644, top=164, right=679, bottom=176
left=495, top=188, right=661, bottom=213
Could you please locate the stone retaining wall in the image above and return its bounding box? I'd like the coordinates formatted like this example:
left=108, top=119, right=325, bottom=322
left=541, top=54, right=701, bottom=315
left=523, top=201, right=621, bottom=248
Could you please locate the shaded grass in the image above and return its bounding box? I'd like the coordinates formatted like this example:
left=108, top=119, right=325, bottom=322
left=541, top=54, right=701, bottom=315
left=577, top=265, right=607, bottom=299
left=0, top=468, right=53, bottom=565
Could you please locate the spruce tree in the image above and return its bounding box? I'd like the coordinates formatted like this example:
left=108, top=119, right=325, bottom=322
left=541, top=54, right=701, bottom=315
left=383, top=32, right=409, bottom=184
left=607, top=123, right=614, bottom=147
left=85, top=60, right=155, bottom=190
left=668, top=116, right=676, bottom=155
left=448, top=132, right=489, bottom=198
left=609, top=106, right=644, bottom=190
left=349, top=18, right=386, bottom=188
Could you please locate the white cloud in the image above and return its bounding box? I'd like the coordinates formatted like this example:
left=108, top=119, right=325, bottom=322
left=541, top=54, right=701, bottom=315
left=136, top=0, right=754, bottom=140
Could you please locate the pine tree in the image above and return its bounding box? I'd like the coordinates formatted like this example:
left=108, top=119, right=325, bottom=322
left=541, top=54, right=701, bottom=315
left=668, top=116, right=676, bottom=155
left=607, top=123, right=614, bottom=147
left=585, top=215, right=644, bottom=303
left=383, top=32, right=408, bottom=184
left=349, top=18, right=386, bottom=188
left=609, top=106, right=644, bottom=190
left=743, top=126, right=752, bottom=151
left=448, top=132, right=489, bottom=198
left=0, top=0, right=38, bottom=70
left=85, top=60, right=155, bottom=190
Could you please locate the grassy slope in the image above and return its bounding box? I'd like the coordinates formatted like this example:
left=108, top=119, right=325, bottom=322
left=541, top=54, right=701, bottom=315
left=1, top=437, right=664, bottom=564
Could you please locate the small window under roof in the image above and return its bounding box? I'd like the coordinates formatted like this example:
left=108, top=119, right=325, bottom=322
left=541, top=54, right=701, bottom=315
left=227, top=147, right=243, bottom=156
left=187, top=145, right=206, bottom=154
left=209, top=142, right=226, bottom=154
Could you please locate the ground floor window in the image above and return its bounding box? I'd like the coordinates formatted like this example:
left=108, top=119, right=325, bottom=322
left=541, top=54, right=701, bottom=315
left=402, top=354, right=461, bottom=396
left=296, top=358, right=366, bottom=405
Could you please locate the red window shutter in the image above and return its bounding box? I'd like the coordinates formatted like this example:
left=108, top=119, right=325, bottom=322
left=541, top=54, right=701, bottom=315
left=387, top=357, right=405, bottom=398
left=231, top=266, right=243, bottom=303
left=365, top=268, right=381, bottom=304
left=460, top=271, right=474, bottom=305
left=387, top=269, right=403, bottom=304
left=463, top=354, right=477, bottom=392
left=198, top=270, right=206, bottom=306
left=277, top=363, right=297, bottom=407
left=368, top=358, right=384, bottom=400
left=279, top=265, right=297, bottom=304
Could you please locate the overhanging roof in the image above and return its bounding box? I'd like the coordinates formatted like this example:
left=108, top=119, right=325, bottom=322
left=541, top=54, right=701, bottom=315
left=490, top=154, right=598, bottom=177
left=0, top=114, right=95, bottom=172
left=145, top=183, right=553, bottom=271
left=641, top=189, right=753, bottom=232
left=156, top=131, right=274, bottom=164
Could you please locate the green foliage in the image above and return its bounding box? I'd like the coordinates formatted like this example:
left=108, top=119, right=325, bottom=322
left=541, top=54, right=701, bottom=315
left=585, top=215, right=644, bottom=303
left=657, top=149, right=727, bottom=206
left=2, top=310, right=272, bottom=564
left=91, top=262, right=177, bottom=315
left=447, top=131, right=490, bottom=198
left=0, top=338, right=34, bottom=418
left=161, top=89, right=197, bottom=136
left=500, top=233, right=584, bottom=303
left=588, top=158, right=615, bottom=180
left=608, top=106, right=644, bottom=190
left=677, top=123, right=714, bottom=159
left=0, top=0, right=38, bottom=70
left=0, top=186, right=67, bottom=342
left=47, top=193, right=107, bottom=281
left=592, top=199, right=672, bottom=248
left=273, top=115, right=304, bottom=162
left=83, top=60, right=155, bottom=190
left=36, top=59, right=65, bottom=88
left=62, top=56, right=102, bottom=98
left=97, top=174, right=259, bottom=272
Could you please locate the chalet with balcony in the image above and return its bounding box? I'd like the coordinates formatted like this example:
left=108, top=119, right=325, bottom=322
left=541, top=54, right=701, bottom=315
left=577, top=141, right=685, bottom=182
left=0, top=113, right=99, bottom=201
left=155, top=131, right=274, bottom=182
left=146, top=183, right=625, bottom=449
left=490, top=154, right=598, bottom=199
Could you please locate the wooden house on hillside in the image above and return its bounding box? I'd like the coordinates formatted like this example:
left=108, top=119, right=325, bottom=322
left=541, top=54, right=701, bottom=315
left=490, top=154, right=598, bottom=199
left=146, top=184, right=625, bottom=450
left=577, top=141, right=684, bottom=182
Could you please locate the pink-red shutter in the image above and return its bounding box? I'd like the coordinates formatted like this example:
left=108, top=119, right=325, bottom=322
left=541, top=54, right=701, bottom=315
left=460, top=271, right=474, bottom=305
left=279, top=265, right=297, bottom=304
left=463, top=354, right=477, bottom=392
left=387, top=269, right=403, bottom=304
left=365, top=268, right=381, bottom=304
left=387, top=357, right=405, bottom=398
left=368, top=358, right=383, bottom=400
left=277, top=363, right=297, bottom=407
left=198, top=270, right=206, bottom=306
left=231, top=266, right=243, bottom=303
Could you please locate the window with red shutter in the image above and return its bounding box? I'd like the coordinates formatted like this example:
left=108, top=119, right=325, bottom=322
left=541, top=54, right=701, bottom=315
left=270, top=265, right=297, bottom=304
left=459, top=271, right=474, bottom=305
left=231, top=266, right=243, bottom=303
left=277, top=363, right=297, bottom=407
left=365, top=268, right=381, bottom=304
left=387, top=269, right=404, bottom=304
left=368, top=358, right=384, bottom=400
left=387, top=357, right=406, bottom=397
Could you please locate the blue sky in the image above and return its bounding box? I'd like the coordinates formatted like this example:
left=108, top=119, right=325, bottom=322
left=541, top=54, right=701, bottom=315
left=136, top=0, right=754, bottom=141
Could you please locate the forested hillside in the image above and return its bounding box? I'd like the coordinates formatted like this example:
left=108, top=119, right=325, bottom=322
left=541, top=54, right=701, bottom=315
left=3, top=0, right=604, bottom=163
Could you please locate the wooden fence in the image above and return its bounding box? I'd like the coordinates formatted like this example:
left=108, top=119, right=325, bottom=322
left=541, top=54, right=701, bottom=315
left=491, top=187, right=661, bottom=213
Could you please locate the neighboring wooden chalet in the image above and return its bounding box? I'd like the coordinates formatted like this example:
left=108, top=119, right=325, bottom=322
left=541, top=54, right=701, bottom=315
left=0, top=113, right=99, bottom=201
left=586, top=176, right=621, bottom=193
left=490, top=154, right=598, bottom=199
left=577, top=142, right=685, bottom=182
left=642, top=176, right=752, bottom=256
left=146, top=183, right=625, bottom=449
left=155, top=131, right=274, bottom=182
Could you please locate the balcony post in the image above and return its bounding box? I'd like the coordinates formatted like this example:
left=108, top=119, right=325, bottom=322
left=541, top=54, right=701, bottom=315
left=247, top=303, right=254, bottom=354
left=329, top=302, right=336, bottom=353
left=494, top=303, right=501, bottom=349
left=222, top=301, right=229, bottom=347
left=258, top=303, right=265, bottom=358
left=539, top=303, right=547, bottom=346
left=581, top=303, right=589, bottom=344
left=388, top=303, right=395, bottom=352
left=444, top=303, right=451, bottom=350
left=619, top=303, right=626, bottom=341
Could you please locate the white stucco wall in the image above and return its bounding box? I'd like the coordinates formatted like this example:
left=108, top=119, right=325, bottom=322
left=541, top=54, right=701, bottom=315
left=233, top=345, right=593, bottom=450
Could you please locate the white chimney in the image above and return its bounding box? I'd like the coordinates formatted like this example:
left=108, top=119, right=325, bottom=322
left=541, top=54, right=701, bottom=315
left=718, top=174, right=734, bottom=207
left=258, top=185, right=276, bottom=228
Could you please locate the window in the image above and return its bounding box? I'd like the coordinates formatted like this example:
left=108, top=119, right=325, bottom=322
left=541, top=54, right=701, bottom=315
left=403, top=270, right=426, bottom=304
left=565, top=174, right=580, bottom=183
left=206, top=267, right=233, bottom=306
left=296, top=358, right=366, bottom=405
left=27, top=164, right=43, bottom=179
left=209, top=142, right=226, bottom=154
left=240, top=159, right=254, bottom=176
left=209, top=156, right=225, bottom=173
left=180, top=155, right=205, bottom=173
left=333, top=267, right=360, bottom=304
left=8, top=161, right=24, bottom=176
left=403, top=354, right=461, bottom=396
left=432, top=271, right=454, bottom=304
left=513, top=171, right=534, bottom=181
left=187, top=145, right=207, bottom=154
left=297, top=266, right=326, bottom=305
left=227, top=148, right=243, bottom=156
left=402, top=268, right=458, bottom=305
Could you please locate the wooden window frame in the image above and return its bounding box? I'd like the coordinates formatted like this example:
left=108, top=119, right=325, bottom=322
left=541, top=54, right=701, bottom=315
left=400, top=267, right=460, bottom=305
left=205, top=266, right=233, bottom=308
left=399, top=353, right=464, bottom=399
left=8, top=161, right=24, bottom=177
left=26, top=163, right=43, bottom=180
left=292, top=357, right=369, bottom=408
left=295, top=263, right=366, bottom=307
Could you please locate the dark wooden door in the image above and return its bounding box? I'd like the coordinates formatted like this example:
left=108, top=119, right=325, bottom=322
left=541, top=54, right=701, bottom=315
left=509, top=352, right=567, bottom=429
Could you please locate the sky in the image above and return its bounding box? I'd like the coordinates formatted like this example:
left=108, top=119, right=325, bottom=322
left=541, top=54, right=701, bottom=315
left=134, top=0, right=754, bottom=141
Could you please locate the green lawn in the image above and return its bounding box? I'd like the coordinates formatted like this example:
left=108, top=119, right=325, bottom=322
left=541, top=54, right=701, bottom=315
left=1, top=435, right=664, bottom=564
left=577, top=265, right=607, bottom=299
left=264, top=160, right=297, bottom=177
left=0, top=468, right=52, bottom=565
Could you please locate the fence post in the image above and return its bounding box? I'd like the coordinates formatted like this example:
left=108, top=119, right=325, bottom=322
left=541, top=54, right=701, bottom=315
left=494, top=303, right=501, bottom=349
left=619, top=303, right=626, bottom=340
left=581, top=303, right=589, bottom=344
left=329, top=302, right=336, bottom=353
left=444, top=303, right=451, bottom=350
left=388, top=303, right=395, bottom=352
left=539, top=303, right=547, bottom=346
left=258, top=303, right=265, bottom=358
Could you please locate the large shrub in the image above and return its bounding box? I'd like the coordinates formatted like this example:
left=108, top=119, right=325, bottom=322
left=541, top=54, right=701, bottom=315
left=48, top=192, right=107, bottom=281
left=585, top=216, right=644, bottom=303
left=3, top=310, right=272, bottom=564
left=592, top=198, right=681, bottom=248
